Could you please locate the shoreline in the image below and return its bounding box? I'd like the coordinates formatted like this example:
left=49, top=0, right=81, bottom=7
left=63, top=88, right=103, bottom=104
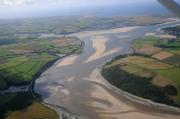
left=100, top=27, right=180, bottom=113
left=30, top=41, right=85, bottom=119
left=0, top=40, right=84, bottom=119
left=1, top=22, right=179, bottom=119
left=100, top=55, right=180, bottom=114
left=33, top=23, right=180, bottom=119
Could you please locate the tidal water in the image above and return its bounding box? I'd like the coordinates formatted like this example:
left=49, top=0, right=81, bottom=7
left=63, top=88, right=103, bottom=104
left=34, top=21, right=180, bottom=119
left=33, top=0, right=180, bottom=118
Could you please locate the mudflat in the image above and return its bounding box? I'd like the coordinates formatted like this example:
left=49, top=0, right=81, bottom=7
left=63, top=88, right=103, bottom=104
left=34, top=24, right=180, bottom=119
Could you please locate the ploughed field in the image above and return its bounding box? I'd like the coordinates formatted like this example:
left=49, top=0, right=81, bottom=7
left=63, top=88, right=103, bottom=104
left=102, top=26, right=180, bottom=107
left=0, top=35, right=82, bottom=119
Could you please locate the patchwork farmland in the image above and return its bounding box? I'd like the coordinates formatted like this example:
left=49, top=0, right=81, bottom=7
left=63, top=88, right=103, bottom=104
left=102, top=26, right=180, bottom=107
left=0, top=35, right=82, bottom=119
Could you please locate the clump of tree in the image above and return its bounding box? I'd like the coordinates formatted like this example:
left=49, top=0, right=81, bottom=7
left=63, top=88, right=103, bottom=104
left=102, top=65, right=178, bottom=107
left=163, top=26, right=180, bottom=36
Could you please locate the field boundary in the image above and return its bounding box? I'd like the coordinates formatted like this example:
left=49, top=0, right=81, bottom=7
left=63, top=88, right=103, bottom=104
left=100, top=59, right=180, bottom=113
left=30, top=41, right=86, bottom=119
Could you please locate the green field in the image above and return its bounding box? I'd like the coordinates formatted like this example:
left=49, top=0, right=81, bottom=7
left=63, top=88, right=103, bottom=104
left=0, top=15, right=176, bottom=118
left=133, top=36, right=159, bottom=49
left=133, top=35, right=180, bottom=103
left=0, top=36, right=82, bottom=90
left=0, top=15, right=168, bottom=36
left=102, top=28, right=180, bottom=107
left=0, top=93, right=58, bottom=119
left=0, top=16, right=88, bottom=119
left=0, top=35, right=82, bottom=119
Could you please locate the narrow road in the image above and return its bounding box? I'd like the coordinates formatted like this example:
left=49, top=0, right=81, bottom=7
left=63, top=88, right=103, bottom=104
left=34, top=24, right=180, bottom=119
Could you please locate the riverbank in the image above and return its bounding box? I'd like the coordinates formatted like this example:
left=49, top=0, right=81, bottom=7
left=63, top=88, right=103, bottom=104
left=0, top=92, right=59, bottom=119
left=101, top=34, right=180, bottom=112
left=101, top=54, right=180, bottom=112
left=0, top=37, right=83, bottom=119
left=30, top=41, right=85, bottom=119
left=34, top=23, right=180, bottom=119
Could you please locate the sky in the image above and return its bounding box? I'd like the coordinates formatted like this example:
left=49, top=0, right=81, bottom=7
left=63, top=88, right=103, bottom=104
left=0, top=0, right=178, bottom=19
left=0, top=0, right=150, bottom=6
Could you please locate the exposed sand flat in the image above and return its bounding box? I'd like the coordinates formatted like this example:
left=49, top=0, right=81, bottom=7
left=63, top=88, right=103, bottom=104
left=158, top=34, right=176, bottom=39
left=57, top=55, right=78, bottom=67
left=100, top=111, right=180, bottom=119
left=116, top=35, right=129, bottom=38
left=145, top=32, right=156, bottom=36
left=89, top=68, right=134, bottom=111
left=89, top=68, right=180, bottom=119
left=67, top=77, right=75, bottom=82
left=86, top=36, right=121, bottom=63
left=103, top=48, right=121, bottom=58
left=86, top=36, right=107, bottom=63
left=35, top=23, right=180, bottom=119
left=70, top=26, right=139, bottom=38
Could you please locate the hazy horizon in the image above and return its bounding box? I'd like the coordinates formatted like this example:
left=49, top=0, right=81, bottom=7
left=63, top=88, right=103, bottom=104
left=0, top=0, right=179, bottom=19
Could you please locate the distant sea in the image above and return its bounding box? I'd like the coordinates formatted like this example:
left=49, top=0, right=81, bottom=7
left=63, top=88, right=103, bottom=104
left=0, top=0, right=180, bottom=19
left=41, top=1, right=171, bottom=17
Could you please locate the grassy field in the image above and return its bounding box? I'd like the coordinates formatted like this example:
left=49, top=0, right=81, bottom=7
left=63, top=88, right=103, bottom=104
left=132, top=35, right=180, bottom=103
left=0, top=93, right=58, bottom=119
left=0, top=35, right=82, bottom=119
left=102, top=29, right=180, bottom=107
left=0, top=15, right=175, bottom=118
left=0, top=15, right=169, bottom=36
left=0, top=36, right=82, bottom=90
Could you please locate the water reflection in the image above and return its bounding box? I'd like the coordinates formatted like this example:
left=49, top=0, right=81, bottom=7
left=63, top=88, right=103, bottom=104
left=158, top=0, right=180, bottom=18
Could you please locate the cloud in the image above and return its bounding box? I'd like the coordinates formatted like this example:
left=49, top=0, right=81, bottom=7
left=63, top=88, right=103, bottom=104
left=0, top=0, right=34, bottom=5
left=0, top=0, right=75, bottom=6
